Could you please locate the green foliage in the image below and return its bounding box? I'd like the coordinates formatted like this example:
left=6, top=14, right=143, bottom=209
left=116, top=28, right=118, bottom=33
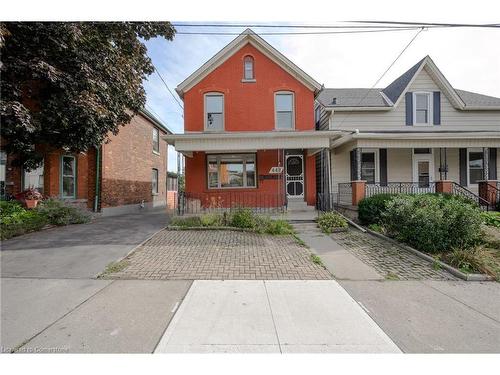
left=170, top=216, right=202, bottom=227
left=230, top=208, right=256, bottom=229
left=358, top=194, right=395, bottom=225
left=317, top=211, right=348, bottom=234
left=0, top=22, right=176, bottom=168
left=200, top=213, right=224, bottom=227
left=482, top=211, right=500, bottom=228
left=310, top=254, right=324, bottom=267
left=263, top=219, right=294, bottom=235
left=37, top=199, right=91, bottom=226
left=382, top=194, right=483, bottom=254
left=446, top=248, right=485, bottom=274
left=367, top=223, right=384, bottom=234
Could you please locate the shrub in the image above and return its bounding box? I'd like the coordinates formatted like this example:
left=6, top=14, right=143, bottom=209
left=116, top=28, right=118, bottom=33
left=37, top=199, right=91, bottom=226
left=230, top=208, right=256, bottom=229
left=317, top=211, right=348, bottom=234
left=200, top=213, right=224, bottom=227
left=263, top=219, right=294, bottom=235
left=382, top=194, right=483, bottom=254
left=482, top=211, right=500, bottom=228
left=358, top=194, right=396, bottom=225
left=170, top=216, right=202, bottom=227
left=0, top=201, right=48, bottom=239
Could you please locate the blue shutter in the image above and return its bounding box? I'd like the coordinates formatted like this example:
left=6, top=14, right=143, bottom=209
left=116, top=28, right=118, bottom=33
left=433, top=92, right=441, bottom=125
left=405, top=92, right=413, bottom=126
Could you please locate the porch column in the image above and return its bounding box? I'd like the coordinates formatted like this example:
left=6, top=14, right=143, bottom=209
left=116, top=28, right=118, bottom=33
left=438, top=148, right=448, bottom=180
left=483, top=147, right=489, bottom=181
left=355, top=147, right=362, bottom=181
left=351, top=147, right=365, bottom=205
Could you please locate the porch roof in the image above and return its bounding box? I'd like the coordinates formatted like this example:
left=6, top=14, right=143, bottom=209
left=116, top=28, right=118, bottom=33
left=331, top=131, right=500, bottom=149
left=164, top=130, right=344, bottom=156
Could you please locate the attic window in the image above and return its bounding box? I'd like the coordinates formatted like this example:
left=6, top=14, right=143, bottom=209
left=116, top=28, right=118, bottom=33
left=243, top=56, right=254, bottom=80
left=331, top=98, right=337, bottom=105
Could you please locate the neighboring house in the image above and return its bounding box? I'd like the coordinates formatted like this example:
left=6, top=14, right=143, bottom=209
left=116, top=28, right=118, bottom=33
left=166, top=29, right=334, bottom=212
left=166, top=171, right=178, bottom=211
left=1, top=109, right=171, bottom=216
left=315, top=56, right=500, bottom=209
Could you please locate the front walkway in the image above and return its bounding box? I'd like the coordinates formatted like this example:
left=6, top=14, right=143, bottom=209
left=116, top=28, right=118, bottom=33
left=103, top=229, right=332, bottom=280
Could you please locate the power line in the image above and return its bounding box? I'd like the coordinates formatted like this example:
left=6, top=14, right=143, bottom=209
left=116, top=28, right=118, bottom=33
left=350, top=21, right=500, bottom=28
left=152, top=63, right=184, bottom=116
left=176, top=27, right=422, bottom=36
left=337, top=27, right=425, bottom=128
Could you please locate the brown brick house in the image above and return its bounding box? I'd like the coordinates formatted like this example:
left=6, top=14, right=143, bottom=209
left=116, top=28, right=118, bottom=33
left=1, top=109, right=171, bottom=216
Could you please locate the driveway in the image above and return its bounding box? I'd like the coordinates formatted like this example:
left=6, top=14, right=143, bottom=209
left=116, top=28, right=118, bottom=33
left=1, top=211, right=193, bottom=353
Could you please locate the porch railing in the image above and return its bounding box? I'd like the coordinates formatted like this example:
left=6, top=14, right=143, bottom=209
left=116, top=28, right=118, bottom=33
left=337, top=183, right=352, bottom=206
left=365, top=182, right=436, bottom=197
left=176, top=191, right=286, bottom=216
left=451, top=182, right=492, bottom=211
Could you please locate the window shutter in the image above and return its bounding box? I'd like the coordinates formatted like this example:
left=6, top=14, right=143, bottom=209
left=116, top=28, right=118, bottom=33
left=489, top=148, right=497, bottom=180
left=459, top=148, right=467, bottom=186
left=350, top=150, right=357, bottom=181
left=379, top=149, right=387, bottom=186
left=405, top=92, right=413, bottom=126
left=433, top=92, right=441, bottom=125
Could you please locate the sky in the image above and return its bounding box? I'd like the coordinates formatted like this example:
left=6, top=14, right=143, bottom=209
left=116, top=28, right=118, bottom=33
left=143, top=23, right=500, bottom=172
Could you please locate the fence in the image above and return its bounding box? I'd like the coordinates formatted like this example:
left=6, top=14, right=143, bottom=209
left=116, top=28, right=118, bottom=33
left=176, top=191, right=286, bottom=215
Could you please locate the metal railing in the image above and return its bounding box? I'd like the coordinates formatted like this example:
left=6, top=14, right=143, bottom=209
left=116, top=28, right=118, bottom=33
left=365, top=182, right=436, bottom=197
left=316, top=193, right=336, bottom=212
left=176, top=191, right=286, bottom=215
left=337, top=183, right=353, bottom=206
left=451, top=182, right=491, bottom=210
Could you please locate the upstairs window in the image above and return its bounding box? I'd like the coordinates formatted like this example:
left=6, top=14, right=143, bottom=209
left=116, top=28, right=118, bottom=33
left=152, top=128, right=160, bottom=153
left=413, top=92, right=432, bottom=125
left=205, top=93, right=224, bottom=131
left=275, top=92, right=294, bottom=130
left=243, top=56, right=254, bottom=80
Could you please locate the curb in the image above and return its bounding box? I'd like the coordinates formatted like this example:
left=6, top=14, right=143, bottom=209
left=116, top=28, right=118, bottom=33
left=364, top=229, right=495, bottom=282
left=166, top=226, right=256, bottom=232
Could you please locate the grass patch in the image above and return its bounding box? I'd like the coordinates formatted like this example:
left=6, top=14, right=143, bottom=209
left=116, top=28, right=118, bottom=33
left=169, top=210, right=295, bottom=236
left=310, top=253, right=324, bottom=267
left=100, top=260, right=130, bottom=277
left=385, top=272, right=400, bottom=280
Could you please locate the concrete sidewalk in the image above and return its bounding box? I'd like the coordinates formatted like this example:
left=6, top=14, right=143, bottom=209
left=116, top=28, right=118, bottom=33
left=155, top=280, right=400, bottom=353
left=292, top=223, right=383, bottom=280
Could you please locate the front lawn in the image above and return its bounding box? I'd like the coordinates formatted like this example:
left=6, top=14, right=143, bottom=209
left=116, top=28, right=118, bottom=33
left=359, top=193, right=500, bottom=280
left=0, top=199, right=91, bottom=240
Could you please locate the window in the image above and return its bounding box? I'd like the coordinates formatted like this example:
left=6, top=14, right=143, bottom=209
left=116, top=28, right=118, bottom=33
left=205, top=93, right=224, bottom=131
left=61, top=156, right=76, bottom=198
left=315, top=106, right=321, bottom=130
left=152, top=168, right=159, bottom=194
left=413, top=92, right=432, bottom=125
left=24, top=161, right=44, bottom=193
left=207, top=154, right=256, bottom=189
left=468, top=150, right=484, bottom=185
left=167, top=176, right=178, bottom=191
left=0, top=151, right=6, bottom=198
left=275, top=92, right=294, bottom=130
left=153, top=128, right=160, bottom=153
left=243, top=56, right=254, bottom=80
left=413, top=148, right=431, bottom=154
left=361, top=152, right=376, bottom=184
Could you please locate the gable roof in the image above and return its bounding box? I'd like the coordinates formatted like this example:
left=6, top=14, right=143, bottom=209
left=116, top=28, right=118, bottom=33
left=176, top=29, right=322, bottom=98
left=320, top=56, right=500, bottom=111
left=139, top=108, right=173, bottom=134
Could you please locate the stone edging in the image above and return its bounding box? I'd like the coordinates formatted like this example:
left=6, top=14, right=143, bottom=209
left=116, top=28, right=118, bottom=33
left=364, top=228, right=494, bottom=282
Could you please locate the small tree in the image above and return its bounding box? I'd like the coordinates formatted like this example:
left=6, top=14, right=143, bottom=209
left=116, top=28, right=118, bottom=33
left=0, top=22, right=175, bottom=170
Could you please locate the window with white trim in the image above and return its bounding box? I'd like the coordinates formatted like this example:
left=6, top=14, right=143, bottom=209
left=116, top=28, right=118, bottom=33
left=243, top=56, right=254, bottom=80
left=152, top=168, right=159, bottom=194
left=275, top=92, right=294, bottom=130
left=205, top=93, right=224, bottom=131
left=152, top=128, right=160, bottom=153
left=61, top=156, right=76, bottom=198
left=207, top=154, right=256, bottom=189
left=413, top=92, right=432, bottom=125
left=468, top=150, right=484, bottom=185
left=24, top=161, right=44, bottom=193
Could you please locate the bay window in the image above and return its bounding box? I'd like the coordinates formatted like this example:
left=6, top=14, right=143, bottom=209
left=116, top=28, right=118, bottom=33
left=207, top=154, right=256, bottom=189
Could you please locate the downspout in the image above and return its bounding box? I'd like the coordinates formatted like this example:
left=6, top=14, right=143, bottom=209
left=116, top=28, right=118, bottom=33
left=93, top=146, right=101, bottom=212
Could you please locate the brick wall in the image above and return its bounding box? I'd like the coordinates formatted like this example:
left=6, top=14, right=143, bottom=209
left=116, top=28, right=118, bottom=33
left=100, top=113, right=168, bottom=209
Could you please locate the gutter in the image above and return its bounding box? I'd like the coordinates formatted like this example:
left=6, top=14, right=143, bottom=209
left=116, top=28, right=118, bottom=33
left=94, top=145, right=101, bottom=212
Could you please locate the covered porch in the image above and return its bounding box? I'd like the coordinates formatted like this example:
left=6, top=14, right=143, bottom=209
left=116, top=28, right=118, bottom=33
left=325, top=131, right=500, bottom=210
left=165, top=130, right=342, bottom=215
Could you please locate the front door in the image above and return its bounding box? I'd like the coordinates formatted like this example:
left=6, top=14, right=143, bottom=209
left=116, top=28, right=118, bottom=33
left=286, top=154, right=304, bottom=198
left=412, top=153, right=434, bottom=189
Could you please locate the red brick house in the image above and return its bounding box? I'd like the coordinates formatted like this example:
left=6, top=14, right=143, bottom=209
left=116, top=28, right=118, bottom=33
left=166, top=29, right=337, bottom=212
left=1, top=109, right=171, bottom=216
